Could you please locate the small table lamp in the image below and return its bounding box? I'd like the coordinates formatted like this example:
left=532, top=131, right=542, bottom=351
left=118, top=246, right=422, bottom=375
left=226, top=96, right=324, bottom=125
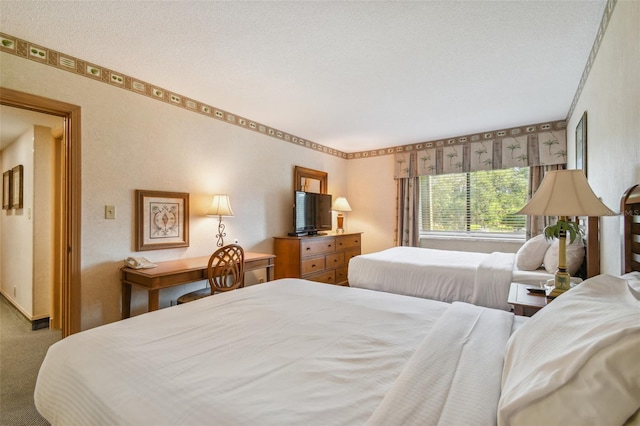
left=517, top=170, right=615, bottom=297
left=332, top=197, right=352, bottom=234
left=207, top=194, right=234, bottom=247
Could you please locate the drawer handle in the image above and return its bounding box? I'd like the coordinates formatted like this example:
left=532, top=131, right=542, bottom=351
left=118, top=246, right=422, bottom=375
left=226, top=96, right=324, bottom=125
left=312, top=264, right=317, bottom=268
left=306, top=247, right=311, bottom=251
left=328, top=244, right=332, bottom=248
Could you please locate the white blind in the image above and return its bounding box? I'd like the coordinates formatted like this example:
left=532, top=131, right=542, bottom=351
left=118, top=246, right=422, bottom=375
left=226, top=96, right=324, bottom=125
left=419, top=168, right=529, bottom=235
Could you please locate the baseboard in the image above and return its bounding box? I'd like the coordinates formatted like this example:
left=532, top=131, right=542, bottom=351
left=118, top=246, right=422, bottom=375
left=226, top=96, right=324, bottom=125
left=0, top=293, right=50, bottom=330
left=31, top=317, right=50, bottom=330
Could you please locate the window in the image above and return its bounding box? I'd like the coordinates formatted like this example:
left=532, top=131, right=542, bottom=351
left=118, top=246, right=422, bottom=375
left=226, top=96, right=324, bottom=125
left=419, top=168, right=529, bottom=238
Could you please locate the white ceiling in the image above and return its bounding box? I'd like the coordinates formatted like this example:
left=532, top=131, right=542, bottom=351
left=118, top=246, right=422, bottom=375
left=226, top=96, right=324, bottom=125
left=0, top=1, right=607, bottom=154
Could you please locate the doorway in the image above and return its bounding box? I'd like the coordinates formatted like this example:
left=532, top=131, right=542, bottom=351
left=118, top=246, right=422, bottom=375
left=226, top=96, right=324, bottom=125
left=0, top=88, right=81, bottom=337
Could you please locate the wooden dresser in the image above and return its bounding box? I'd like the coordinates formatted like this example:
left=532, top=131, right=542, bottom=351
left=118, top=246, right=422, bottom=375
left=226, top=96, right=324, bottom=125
left=273, top=232, right=362, bottom=286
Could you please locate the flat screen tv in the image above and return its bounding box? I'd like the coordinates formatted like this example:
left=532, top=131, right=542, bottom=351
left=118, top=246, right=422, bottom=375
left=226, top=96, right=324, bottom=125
left=291, top=191, right=332, bottom=236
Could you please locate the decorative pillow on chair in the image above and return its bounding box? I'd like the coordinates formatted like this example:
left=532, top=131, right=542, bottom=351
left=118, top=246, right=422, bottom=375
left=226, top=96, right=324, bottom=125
left=498, top=274, right=640, bottom=426
left=542, top=238, right=584, bottom=275
left=515, top=234, right=551, bottom=271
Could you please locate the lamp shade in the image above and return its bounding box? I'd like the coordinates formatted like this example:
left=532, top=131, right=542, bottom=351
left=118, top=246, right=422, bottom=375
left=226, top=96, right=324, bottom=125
left=516, top=170, right=615, bottom=217
left=332, top=197, right=352, bottom=212
left=207, top=194, right=234, bottom=217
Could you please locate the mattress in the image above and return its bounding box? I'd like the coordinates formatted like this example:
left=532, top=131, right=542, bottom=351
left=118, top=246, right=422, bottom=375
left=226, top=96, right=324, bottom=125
left=35, top=278, right=517, bottom=425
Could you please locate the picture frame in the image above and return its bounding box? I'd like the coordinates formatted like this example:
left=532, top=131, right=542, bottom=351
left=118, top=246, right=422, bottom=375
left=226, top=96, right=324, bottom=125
left=575, top=111, right=587, bottom=177
left=135, top=190, right=189, bottom=251
left=2, top=170, right=11, bottom=210
left=11, top=165, right=23, bottom=209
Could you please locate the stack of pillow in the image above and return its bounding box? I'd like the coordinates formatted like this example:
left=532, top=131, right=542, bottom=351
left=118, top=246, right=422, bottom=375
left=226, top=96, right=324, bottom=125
left=515, top=234, right=585, bottom=274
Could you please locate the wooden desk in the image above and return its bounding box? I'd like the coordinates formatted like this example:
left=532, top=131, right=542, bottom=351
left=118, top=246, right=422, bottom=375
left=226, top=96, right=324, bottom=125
left=508, top=282, right=549, bottom=317
left=121, top=252, right=275, bottom=319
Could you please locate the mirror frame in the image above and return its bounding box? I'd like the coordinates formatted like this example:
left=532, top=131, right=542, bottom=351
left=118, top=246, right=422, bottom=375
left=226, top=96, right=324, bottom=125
left=294, top=166, right=328, bottom=194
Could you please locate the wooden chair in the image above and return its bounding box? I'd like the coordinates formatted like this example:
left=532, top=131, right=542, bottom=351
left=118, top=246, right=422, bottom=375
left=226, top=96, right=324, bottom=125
left=177, top=244, right=245, bottom=304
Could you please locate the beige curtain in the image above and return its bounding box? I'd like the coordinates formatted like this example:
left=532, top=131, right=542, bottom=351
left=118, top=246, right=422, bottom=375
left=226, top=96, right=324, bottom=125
left=396, top=176, right=419, bottom=246
left=526, top=164, right=564, bottom=238
left=395, top=152, right=419, bottom=246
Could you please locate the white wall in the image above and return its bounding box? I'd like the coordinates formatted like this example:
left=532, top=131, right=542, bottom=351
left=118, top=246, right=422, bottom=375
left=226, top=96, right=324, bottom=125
left=566, top=0, right=640, bottom=275
left=347, top=155, right=396, bottom=254
left=1, top=53, right=348, bottom=329
left=0, top=127, right=34, bottom=317
left=1, top=125, right=55, bottom=320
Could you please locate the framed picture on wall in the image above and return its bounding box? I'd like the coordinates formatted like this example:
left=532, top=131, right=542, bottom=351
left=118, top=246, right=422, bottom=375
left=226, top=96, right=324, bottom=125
left=575, top=111, right=587, bottom=177
left=135, top=189, right=190, bottom=251
left=2, top=170, right=11, bottom=210
left=11, top=165, right=23, bottom=209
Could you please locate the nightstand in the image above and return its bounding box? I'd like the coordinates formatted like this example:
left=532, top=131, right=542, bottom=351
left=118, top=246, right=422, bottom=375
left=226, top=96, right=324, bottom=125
left=508, top=282, right=549, bottom=317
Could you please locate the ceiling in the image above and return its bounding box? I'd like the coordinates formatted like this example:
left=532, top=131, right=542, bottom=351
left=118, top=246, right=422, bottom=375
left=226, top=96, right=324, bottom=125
left=0, top=1, right=607, bottom=154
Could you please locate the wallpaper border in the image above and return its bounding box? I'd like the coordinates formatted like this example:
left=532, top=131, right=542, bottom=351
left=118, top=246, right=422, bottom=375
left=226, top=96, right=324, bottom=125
left=0, top=32, right=348, bottom=159
left=566, top=0, right=617, bottom=120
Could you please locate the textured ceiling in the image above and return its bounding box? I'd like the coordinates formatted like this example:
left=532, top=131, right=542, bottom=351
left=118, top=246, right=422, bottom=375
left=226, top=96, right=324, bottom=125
left=0, top=1, right=607, bottom=153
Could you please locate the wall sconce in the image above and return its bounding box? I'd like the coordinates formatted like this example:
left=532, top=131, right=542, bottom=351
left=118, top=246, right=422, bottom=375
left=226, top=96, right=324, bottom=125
left=207, top=194, right=234, bottom=247
left=331, top=196, right=352, bottom=234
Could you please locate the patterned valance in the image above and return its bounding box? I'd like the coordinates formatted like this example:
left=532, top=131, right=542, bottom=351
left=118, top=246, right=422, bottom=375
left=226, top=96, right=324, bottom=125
left=394, top=123, right=567, bottom=178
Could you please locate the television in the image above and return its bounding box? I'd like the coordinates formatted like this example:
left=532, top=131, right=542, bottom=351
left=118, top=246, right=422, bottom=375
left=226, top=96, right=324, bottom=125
left=290, top=191, right=332, bottom=236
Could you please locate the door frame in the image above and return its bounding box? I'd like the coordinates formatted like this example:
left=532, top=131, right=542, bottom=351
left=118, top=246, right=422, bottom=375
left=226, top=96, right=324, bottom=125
left=1, top=87, right=81, bottom=337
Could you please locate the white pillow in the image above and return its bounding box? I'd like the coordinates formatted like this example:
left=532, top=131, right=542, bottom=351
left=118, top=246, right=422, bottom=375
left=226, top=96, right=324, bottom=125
left=542, top=237, right=584, bottom=275
left=498, top=274, right=640, bottom=426
left=515, top=234, right=551, bottom=271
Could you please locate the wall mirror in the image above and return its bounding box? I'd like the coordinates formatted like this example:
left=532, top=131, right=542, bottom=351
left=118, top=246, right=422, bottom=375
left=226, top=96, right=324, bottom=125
left=294, top=166, right=328, bottom=194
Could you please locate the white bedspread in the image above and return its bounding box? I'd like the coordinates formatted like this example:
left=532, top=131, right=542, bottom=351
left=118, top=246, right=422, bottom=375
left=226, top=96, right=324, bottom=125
left=348, top=247, right=516, bottom=310
left=369, top=302, right=513, bottom=425
left=35, top=279, right=517, bottom=426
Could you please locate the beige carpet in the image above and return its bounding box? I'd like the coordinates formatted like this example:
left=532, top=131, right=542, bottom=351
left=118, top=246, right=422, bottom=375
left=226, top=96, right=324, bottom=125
left=0, top=295, right=60, bottom=426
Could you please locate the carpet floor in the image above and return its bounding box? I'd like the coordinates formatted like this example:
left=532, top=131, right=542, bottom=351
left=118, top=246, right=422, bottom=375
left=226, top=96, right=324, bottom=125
left=0, top=295, right=60, bottom=426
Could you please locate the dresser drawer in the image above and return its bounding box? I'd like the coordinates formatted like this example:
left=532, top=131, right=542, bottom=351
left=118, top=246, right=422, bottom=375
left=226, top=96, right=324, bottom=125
left=304, top=270, right=336, bottom=285
left=301, top=255, right=326, bottom=275
left=301, top=238, right=336, bottom=257
left=336, top=235, right=361, bottom=250
left=335, top=266, right=348, bottom=285
left=344, top=247, right=361, bottom=263
left=326, top=252, right=345, bottom=269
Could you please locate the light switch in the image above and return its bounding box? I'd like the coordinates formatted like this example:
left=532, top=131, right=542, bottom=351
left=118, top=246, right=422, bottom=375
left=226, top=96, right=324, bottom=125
left=105, top=205, right=116, bottom=219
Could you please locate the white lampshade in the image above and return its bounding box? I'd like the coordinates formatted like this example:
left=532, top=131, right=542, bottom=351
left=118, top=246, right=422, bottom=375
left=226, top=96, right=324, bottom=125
left=207, top=194, right=234, bottom=217
left=517, top=170, right=615, bottom=217
left=332, top=197, right=352, bottom=212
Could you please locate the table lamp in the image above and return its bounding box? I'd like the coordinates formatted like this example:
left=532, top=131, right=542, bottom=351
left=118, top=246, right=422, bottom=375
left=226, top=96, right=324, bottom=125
left=517, top=170, right=615, bottom=297
left=207, top=194, right=234, bottom=247
left=331, top=197, right=352, bottom=234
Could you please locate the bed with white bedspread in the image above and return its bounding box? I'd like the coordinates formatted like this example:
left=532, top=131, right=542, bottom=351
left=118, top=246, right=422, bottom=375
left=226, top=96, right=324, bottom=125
left=348, top=246, right=533, bottom=310
left=35, top=275, right=640, bottom=425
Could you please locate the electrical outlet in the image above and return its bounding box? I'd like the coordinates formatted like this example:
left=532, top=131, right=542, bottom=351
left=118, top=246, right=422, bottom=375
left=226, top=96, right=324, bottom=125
left=105, top=205, right=116, bottom=219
